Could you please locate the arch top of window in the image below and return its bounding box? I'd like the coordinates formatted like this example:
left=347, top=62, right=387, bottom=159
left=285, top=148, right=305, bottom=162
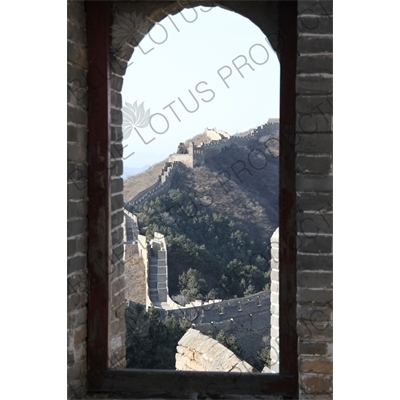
left=110, top=1, right=281, bottom=64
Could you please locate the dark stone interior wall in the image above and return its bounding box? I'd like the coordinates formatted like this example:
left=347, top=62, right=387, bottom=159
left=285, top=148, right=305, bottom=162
left=67, top=1, right=333, bottom=398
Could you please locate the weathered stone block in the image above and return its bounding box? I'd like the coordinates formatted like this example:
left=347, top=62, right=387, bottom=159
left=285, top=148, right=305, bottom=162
left=112, top=290, right=125, bottom=309
left=271, top=314, right=279, bottom=326
left=67, top=377, right=86, bottom=400
left=271, top=303, right=279, bottom=315
left=298, top=36, right=333, bottom=54
left=296, top=155, right=332, bottom=174
left=68, top=143, right=87, bottom=164
left=110, top=142, right=124, bottom=160
left=68, top=349, right=75, bottom=367
left=297, top=210, right=333, bottom=236
left=296, top=75, right=333, bottom=95
left=67, top=239, right=77, bottom=258
left=67, top=62, right=86, bottom=87
left=111, top=108, right=123, bottom=125
left=67, top=124, right=87, bottom=145
left=112, top=226, right=124, bottom=246
left=67, top=163, right=88, bottom=183
left=67, top=105, right=87, bottom=127
left=297, top=234, right=332, bottom=254
left=110, top=75, right=124, bottom=92
left=110, top=334, right=122, bottom=352
left=76, top=308, right=87, bottom=326
left=296, top=133, right=332, bottom=154
left=111, top=159, right=123, bottom=177
left=298, top=16, right=333, bottom=35
left=111, top=319, right=120, bottom=336
left=74, top=342, right=87, bottom=362
left=68, top=233, right=87, bottom=257
left=300, top=374, right=333, bottom=394
left=111, top=178, right=124, bottom=194
left=271, top=291, right=279, bottom=305
left=298, top=340, right=327, bottom=356
left=296, top=192, right=332, bottom=212
left=297, top=253, right=333, bottom=271
left=298, top=271, right=333, bottom=289
left=298, top=0, right=333, bottom=16
left=67, top=40, right=87, bottom=68
left=297, top=318, right=332, bottom=340
left=67, top=255, right=87, bottom=275
left=67, top=358, right=86, bottom=382
left=111, top=260, right=124, bottom=281
left=296, top=174, right=333, bottom=192
left=270, top=280, right=279, bottom=292
left=297, top=54, right=333, bottom=74
left=111, top=244, right=124, bottom=264
left=271, top=269, right=279, bottom=281
left=67, top=218, right=87, bottom=238
left=299, top=359, right=333, bottom=374
left=297, top=288, right=333, bottom=305
left=111, top=276, right=125, bottom=295
left=110, top=55, right=129, bottom=77
left=111, top=90, right=122, bottom=110
left=68, top=293, right=87, bottom=314
left=68, top=83, right=87, bottom=109
left=67, top=1, right=86, bottom=28
left=67, top=270, right=87, bottom=295
left=296, top=95, right=333, bottom=115
left=67, top=20, right=86, bottom=45
left=296, top=113, right=332, bottom=133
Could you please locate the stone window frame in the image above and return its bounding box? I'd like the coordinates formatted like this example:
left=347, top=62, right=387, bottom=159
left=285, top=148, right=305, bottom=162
left=85, top=0, right=299, bottom=397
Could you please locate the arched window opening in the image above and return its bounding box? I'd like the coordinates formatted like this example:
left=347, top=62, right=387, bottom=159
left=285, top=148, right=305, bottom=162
left=119, top=5, right=281, bottom=373
left=84, top=1, right=299, bottom=397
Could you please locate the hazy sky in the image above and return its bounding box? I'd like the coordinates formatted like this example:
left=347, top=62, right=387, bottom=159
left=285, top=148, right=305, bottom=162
left=121, top=6, right=280, bottom=169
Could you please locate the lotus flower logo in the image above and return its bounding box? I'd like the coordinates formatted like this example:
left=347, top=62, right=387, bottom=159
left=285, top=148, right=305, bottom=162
left=111, top=11, right=152, bottom=51
left=122, top=101, right=152, bottom=139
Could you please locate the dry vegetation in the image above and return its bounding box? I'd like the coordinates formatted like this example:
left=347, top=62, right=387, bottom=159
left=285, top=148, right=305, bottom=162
left=123, top=127, right=280, bottom=246
left=123, top=160, right=166, bottom=202
left=169, top=136, right=279, bottom=245
left=124, top=254, right=146, bottom=305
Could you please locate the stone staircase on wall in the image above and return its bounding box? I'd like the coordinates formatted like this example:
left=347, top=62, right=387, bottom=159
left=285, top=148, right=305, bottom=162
left=148, top=256, right=159, bottom=303
left=123, top=209, right=140, bottom=259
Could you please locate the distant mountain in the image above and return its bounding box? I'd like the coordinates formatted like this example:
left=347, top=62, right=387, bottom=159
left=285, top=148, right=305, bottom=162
left=124, top=160, right=167, bottom=202
left=122, top=165, right=151, bottom=180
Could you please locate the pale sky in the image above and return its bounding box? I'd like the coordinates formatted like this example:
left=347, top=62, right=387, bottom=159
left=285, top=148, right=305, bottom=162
left=121, top=6, right=280, bottom=170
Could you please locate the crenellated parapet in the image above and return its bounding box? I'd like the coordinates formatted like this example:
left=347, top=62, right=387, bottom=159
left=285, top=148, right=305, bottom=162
left=129, top=122, right=279, bottom=207
left=127, top=161, right=183, bottom=207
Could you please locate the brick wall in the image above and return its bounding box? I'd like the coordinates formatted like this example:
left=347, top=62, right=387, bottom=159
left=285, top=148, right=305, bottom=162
left=270, top=228, right=279, bottom=373
left=295, top=1, right=333, bottom=398
left=67, top=1, right=89, bottom=398
left=66, top=1, right=333, bottom=398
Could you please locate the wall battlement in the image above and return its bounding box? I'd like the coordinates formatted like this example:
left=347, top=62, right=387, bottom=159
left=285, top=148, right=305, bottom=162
left=176, top=328, right=258, bottom=373
left=125, top=212, right=278, bottom=360
left=126, top=161, right=184, bottom=207
left=127, top=123, right=278, bottom=208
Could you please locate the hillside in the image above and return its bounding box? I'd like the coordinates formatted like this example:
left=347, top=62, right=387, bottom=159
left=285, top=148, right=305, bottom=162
left=124, top=123, right=279, bottom=301
left=123, top=125, right=279, bottom=246
left=123, top=160, right=166, bottom=202
left=169, top=137, right=279, bottom=244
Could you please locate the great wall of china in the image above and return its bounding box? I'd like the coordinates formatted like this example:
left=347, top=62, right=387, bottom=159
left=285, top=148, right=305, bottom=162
left=125, top=119, right=279, bottom=207
left=122, top=120, right=280, bottom=368
left=123, top=208, right=280, bottom=364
